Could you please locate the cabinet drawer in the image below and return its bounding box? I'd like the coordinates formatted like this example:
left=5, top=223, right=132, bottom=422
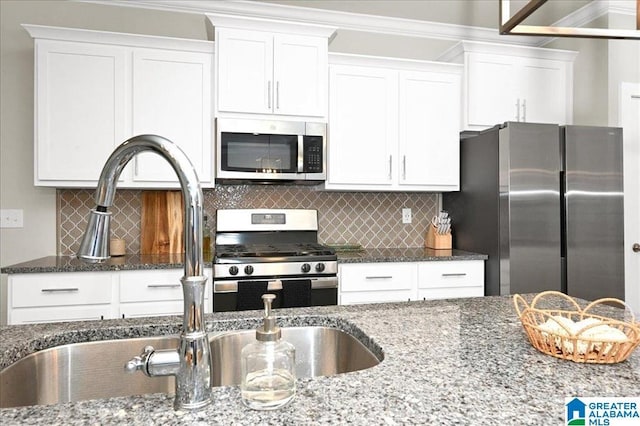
left=120, top=270, right=184, bottom=302
left=120, top=301, right=184, bottom=318
left=340, top=290, right=413, bottom=305
left=9, top=305, right=113, bottom=325
left=119, top=269, right=212, bottom=303
left=418, top=286, right=484, bottom=301
left=10, top=273, right=113, bottom=308
left=418, top=261, right=484, bottom=289
left=339, top=263, right=415, bottom=292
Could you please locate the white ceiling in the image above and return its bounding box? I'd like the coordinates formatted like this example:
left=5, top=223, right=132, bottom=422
left=255, top=0, right=595, bottom=29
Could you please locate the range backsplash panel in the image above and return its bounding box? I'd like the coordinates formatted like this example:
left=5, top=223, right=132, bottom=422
left=58, top=187, right=438, bottom=255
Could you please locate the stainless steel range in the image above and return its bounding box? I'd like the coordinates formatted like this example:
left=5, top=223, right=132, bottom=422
left=213, top=209, right=338, bottom=312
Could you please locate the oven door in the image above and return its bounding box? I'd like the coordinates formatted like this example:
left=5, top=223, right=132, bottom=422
left=213, top=276, right=338, bottom=312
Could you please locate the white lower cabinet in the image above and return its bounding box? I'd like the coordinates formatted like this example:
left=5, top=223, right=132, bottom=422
left=7, top=269, right=213, bottom=325
left=339, top=263, right=416, bottom=305
left=417, top=260, right=484, bottom=300
left=339, top=260, right=484, bottom=305
left=7, top=272, right=117, bottom=325
left=118, top=269, right=212, bottom=319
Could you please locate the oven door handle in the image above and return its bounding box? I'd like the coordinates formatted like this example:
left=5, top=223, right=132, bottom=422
left=214, top=277, right=337, bottom=293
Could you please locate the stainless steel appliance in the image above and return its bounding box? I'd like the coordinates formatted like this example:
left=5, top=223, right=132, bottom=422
left=443, top=122, right=624, bottom=301
left=216, top=118, right=326, bottom=184
left=213, top=209, right=338, bottom=311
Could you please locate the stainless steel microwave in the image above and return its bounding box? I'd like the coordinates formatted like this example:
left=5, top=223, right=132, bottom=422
left=216, top=118, right=326, bottom=184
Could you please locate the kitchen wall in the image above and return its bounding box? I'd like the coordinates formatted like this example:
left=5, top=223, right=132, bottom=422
left=58, top=188, right=439, bottom=255
left=0, top=0, right=631, bottom=268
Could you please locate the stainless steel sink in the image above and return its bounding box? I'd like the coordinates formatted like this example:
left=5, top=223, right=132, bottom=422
left=0, top=326, right=381, bottom=408
left=210, top=326, right=380, bottom=387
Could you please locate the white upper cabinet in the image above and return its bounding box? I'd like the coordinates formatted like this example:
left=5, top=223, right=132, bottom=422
left=24, top=25, right=214, bottom=188
left=208, top=14, right=335, bottom=120
left=398, top=70, right=460, bottom=188
left=439, top=41, right=577, bottom=130
left=326, top=54, right=462, bottom=192
left=33, top=40, right=127, bottom=183
left=131, top=49, right=213, bottom=186
left=328, top=64, right=397, bottom=186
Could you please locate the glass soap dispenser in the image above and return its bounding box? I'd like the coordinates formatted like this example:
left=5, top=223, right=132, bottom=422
left=240, top=294, right=296, bottom=410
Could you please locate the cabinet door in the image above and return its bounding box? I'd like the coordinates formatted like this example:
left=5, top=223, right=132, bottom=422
left=417, top=260, right=484, bottom=300
left=273, top=34, right=327, bottom=117
left=398, top=70, right=460, bottom=189
left=35, top=40, right=127, bottom=184
left=339, top=263, right=416, bottom=304
left=216, top=28, right=273, bottom=114
left=327, top=65, right=396, bottom=187
left=519, top=58, right=569, bottom=124
left=9, top=305, right=113, bottom=325
left=131, top=48, right=213, bottom=186
left=466, top=52, right=519, bottom=127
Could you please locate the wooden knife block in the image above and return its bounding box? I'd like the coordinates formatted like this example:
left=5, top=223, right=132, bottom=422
left=141, top=191, right=184, bottom=254
left=424, top=224, right=452, bottom=250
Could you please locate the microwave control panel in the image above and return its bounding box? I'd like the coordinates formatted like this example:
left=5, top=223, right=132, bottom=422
left=303, top=136, right=324, bottom=173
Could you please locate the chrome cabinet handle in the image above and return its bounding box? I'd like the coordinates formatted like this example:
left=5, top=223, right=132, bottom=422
left=515, top=98, right=520, bottom=121
left=522, top=99, right=527, bottom=122
left=41, top=288, right=79, bottom=293
left=276, top=81, right=280, bottom=109
left=388, top=155, right=392, bottom=180
left=147, top=284, right=181, bottom=289
left=402, top=155, right=406, bottom=180
left=267, top=80, right=272, bottom=109
left=442, top=273, right=467, bottom=277
left=365, top=276, right=393, bottom=280
left=633, top=243, right=640, bottom=253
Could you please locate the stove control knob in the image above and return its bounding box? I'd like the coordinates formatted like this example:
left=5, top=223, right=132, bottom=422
left=315, top=263, right=325, bottom=272
left=229, top=266, right=239, bottom=276
left=244, top=265, right=254, bottom=275
left=301, top=263, right=311, bottom=273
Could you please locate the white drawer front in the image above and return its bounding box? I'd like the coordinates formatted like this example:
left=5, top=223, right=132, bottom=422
left=10, top=273, right=113, bottom=308
left=120, top=270, right=184, bottom=302
left=418, top=260, right=484, bottom=289
left=120, top=301, right=184, bottom=318
left=9, top=305, right=113, bottom=325
left=340, top=263, right=416, bottom=292
left=340, top=290, right=414, bottom=305
left=418, top=286, right=484, bottom=301
left=119, top=269, right=212, bottom=303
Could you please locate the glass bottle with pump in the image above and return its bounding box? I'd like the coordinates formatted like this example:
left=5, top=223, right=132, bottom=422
left=240, top=294, right=296, bottom=410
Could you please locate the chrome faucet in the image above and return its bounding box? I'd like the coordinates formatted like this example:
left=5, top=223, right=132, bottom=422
left=77, top=135, right=212, bottom=411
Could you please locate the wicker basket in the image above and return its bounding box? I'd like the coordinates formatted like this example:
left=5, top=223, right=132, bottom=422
left=514, top=291, right=640, bottom=364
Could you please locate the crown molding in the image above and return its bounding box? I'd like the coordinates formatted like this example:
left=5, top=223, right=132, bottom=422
left=78, top=0, right=545, bottom=46
left=22, top=23, right=214, bottom=52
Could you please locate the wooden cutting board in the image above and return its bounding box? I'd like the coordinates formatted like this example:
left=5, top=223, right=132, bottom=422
left=141, top=191, right=184, bottom=254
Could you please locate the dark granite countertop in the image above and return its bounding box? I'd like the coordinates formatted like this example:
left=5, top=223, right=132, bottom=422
left=1, top=249, right=486, bottom=274
left=0, top=295, right=638, bottom=425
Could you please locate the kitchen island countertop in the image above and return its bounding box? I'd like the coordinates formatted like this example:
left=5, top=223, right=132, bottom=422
left=1, top=295, right=638, bottom=425
left=0, top=248, right=487, bottom=274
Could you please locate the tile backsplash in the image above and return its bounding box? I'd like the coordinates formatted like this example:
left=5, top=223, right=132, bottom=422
left=58, top=186, right=439, bottom=255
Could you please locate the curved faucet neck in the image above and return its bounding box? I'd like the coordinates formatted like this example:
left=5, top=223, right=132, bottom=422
left=92, top=134, right=204, bottom=278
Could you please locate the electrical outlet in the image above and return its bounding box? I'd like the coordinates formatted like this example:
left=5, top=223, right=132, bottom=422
left=401, top=208, right=412, bottom=224
left=0, top=209, right=24, bottom=228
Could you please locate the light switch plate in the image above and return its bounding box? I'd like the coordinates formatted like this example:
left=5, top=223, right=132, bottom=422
left=1, top=209, right=24, bottom=228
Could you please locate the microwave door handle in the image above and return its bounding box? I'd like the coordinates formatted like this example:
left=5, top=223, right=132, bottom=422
left=297, top=135, right=304, bottom=173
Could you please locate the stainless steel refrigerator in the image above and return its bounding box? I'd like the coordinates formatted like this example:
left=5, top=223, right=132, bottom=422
left=443, top=122, right=624, bottom=300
